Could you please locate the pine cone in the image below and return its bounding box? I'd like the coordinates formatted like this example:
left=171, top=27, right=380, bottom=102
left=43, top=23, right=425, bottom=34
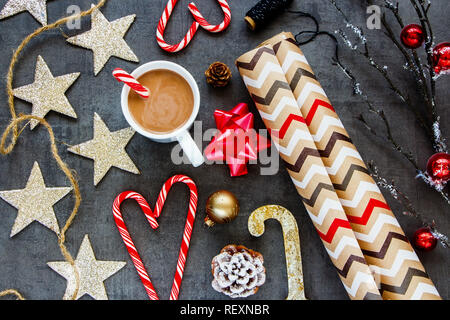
left=205, top=62, right=232, bottom=87
left=211, top=244, right=266, bottom=298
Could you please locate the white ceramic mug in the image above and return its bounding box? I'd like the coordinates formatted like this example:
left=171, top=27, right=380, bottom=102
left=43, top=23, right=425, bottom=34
left=120, top=61, right=204, bottom=167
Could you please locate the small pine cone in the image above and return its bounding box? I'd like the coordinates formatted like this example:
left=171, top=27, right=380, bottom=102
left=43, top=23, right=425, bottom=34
left=205, top=62, right=232, bottom=87
left=211, top=244, right=266, bottom=298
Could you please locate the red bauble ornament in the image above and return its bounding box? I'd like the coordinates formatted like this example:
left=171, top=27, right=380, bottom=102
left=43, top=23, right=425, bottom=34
left=432, top=42, right=450, bottom=76
left=426, top=152, right=450, bottom=182
left=400, top=24, right=425, bottom=49
left=413, top=228, right=437, bottom=251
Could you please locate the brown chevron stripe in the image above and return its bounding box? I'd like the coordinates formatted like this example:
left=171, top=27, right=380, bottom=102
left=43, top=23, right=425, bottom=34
left=283, top=147, right=321, bottom=173
left=362, top=232, right=410, bottom=259
left=335, top=255, right=368, bottom=278
left=271, top=38, right=298, bottom=54
left=333, top=164, right=370, bottom=191
left=272, top=41, right=282, bottom=54
left=251, top=80, right=291, bottom=105
left=318, top=132, right=353, bottom=158
left=299, top=182, right=335, bottom=207
left=364, top=292, right=383, bottom=300
left=289, top=68, right=317, bottom=91
left=286, top=38, right=297, bottom=45
left=236, top=47, right=275, bottom=70
left=379, top=268, right=429, bottom=295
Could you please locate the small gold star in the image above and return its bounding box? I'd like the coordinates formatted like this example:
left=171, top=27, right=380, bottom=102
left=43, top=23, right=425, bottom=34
left=47, top=234, right=126, bottom=300
left=13, top=55, right=80, bottom=130
left=0, top=0, right=49, bottom=26
left=68, top=113, right=140, bottom=186
left=0, top=162, right=72, bottom=237
left=66, top=5, right=139, bottom=75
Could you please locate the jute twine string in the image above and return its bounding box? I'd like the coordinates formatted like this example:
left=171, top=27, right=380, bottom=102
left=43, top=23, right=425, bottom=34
left=0, top=0, right=108, bottom=300
left=0, top=289, right=25, bottom=300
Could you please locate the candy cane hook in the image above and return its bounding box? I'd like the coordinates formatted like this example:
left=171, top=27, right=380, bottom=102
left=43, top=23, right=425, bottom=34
left=156, top=0, right=200, bottom=53
left=248, top=205, right=307, bottom=300
left=188, top=0, right=231, bottom=33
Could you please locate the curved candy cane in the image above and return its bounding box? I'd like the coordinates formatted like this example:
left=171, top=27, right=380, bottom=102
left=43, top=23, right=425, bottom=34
left=156, top=0, right=200, bottom=53
left=112, top=175, right=198, bottom=300
left=188, top=0, right=231, bottom=33
left=112, top=191, right=159, bottom=300
left=248, top=205, right=307, bottom=300
left=153, top=175, right=198, bottom=300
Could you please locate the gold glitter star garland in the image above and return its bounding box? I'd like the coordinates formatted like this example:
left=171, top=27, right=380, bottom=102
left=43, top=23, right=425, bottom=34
left=0, top=0, right=49, bottom=26
left=67, top=5, right=139, bottom=76
left=48, top=235, right=126, bottom=300
left=0, top=161, right=72, bottom=237
left=0, top=0, right=108, bottom=301
left=13, top=55, right=80, bottom=130
left=68, top=113, right=139, bottom=186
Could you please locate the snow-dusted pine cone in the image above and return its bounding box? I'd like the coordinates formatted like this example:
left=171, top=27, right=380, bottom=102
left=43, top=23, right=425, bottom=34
left=211, top=245, right=266, bottom=298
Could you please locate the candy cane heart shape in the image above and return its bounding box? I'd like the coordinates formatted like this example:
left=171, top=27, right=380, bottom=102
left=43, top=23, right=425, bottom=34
left=188, top=0, right=231, bottom=33
left=156, top=0, right=200, bottom=53
left=112, top=175, right=199, bottom=300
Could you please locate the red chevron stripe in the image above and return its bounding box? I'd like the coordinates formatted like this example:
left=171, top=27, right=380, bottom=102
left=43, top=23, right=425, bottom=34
left=279, top=114, right=306, bottom=139
left=305, top=99, right=335, bottom=125
left=316, top=218, right=352, bottom=243
left=347, top=198, right=391, bottom=225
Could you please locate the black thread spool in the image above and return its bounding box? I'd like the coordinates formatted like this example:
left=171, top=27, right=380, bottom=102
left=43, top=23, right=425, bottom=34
left=245, top=0, right=294, bottom=31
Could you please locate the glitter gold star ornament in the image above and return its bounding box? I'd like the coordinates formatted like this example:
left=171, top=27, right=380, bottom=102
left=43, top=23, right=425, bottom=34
left=13, top=55, right=80, bottom=130
left=66, top=5, right=139, bottom=75
left=0, top=162, right=72, bottom=237
left=68, top=113, right=140, bottom=186
left=47, top=234, right=126, bottom=300
left=0, top=0, right=49, bottom=26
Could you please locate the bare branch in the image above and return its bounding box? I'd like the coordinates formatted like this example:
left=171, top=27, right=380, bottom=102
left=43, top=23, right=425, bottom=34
left=368, top=161, right=449, bottom=248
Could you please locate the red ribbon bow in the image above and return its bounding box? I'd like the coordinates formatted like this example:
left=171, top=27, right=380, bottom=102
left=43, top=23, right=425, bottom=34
left=204, top=103, right=271, bottom=177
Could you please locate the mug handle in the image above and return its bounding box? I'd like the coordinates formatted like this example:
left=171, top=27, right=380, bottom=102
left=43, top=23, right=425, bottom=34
left=176, top=130, right=204, bottom=167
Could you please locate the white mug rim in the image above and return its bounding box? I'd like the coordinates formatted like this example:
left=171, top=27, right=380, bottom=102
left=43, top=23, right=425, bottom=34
left=120, top=60, right=200, bottom=141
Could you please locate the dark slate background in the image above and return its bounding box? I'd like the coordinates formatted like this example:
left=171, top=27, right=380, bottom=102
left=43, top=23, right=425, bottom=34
left=0, top=0, right=448, bottom=300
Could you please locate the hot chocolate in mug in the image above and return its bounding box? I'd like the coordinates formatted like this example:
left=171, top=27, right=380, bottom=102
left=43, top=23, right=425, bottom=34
left=120, top=60, right=204, bottom=167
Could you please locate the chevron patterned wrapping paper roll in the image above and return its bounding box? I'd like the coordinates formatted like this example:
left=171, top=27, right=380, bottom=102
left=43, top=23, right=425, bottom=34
left=259, top=32, right=440, bottom=300
left=236, top=46, right=382, bottom=300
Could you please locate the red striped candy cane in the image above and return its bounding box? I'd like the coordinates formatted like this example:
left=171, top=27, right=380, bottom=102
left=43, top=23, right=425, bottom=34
left=153, top=175, right=198, bottom=300
left=112, top=68, right=150, bottom=99
left=156, top=0, right=200, bottom=53
left=112, top=175, right=198, bottom=300
left=188, top=0, right=231, bottom=33
left=112, top=191, right=159, bottom=300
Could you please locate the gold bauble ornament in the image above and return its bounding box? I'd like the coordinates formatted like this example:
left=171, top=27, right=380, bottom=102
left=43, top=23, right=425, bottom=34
left=205, top=190, right=239, bottom=227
